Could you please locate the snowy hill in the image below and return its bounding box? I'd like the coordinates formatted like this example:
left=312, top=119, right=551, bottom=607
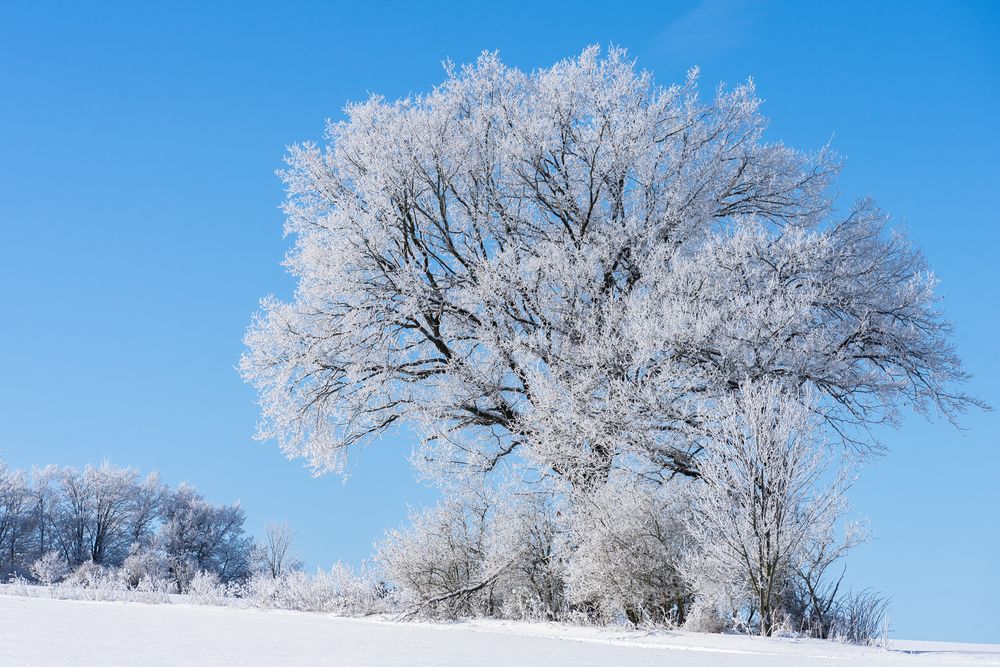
left=0, top=595, right=997, bottom=666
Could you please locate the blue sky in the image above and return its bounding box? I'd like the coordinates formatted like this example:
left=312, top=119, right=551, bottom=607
left=1, top=0, right=997, bottom=643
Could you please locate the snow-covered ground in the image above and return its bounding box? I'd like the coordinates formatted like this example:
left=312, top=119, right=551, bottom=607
left=0, top=595, right=997, bottom=666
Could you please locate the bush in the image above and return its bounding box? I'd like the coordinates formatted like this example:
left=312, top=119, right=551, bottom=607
left=832, top=590, right=890, bottom=647
left=243, top=564, right=386, bottom=615
left=565, top=482, right=690, bottom=626
left=377, top=494, right=495, bottom=618
left=63, top=560, right=109, bottom=589
left=187, top=570, right=229, bottom=605
left=30, top=552, right=69, bottom=586
left=377, top=488, right=566, bottom=621
left=120, top=544, right=169, bottom=590
left=683, top=596, right=729, bottom=634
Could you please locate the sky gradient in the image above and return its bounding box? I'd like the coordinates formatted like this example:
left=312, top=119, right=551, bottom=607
left=1, top=0, right=997, bottom=643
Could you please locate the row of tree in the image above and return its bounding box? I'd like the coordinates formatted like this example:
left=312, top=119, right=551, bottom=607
left=0, top=461, right=255, bottom=591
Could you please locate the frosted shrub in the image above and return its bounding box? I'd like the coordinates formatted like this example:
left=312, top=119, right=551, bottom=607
left=565, top=482, right=690, bottom=626
left=317, top=563, right=383, bottom=614
left=30, top=551, right=69, bottom=586
left=244, top=571, right=281, bottom=607
left=683, top=596, right=729, bottom=634
left=4, top=574, right=34, bottom=597
left=243, top=563, right=383, bottom=615
left=498, top=588, right=564, bottom=623
left=120, top=544, right=169, bottom=590
left=493, top=494, right=566, bottom=621
left=831, top=590, right=891, bottom=647
left=271, top=571, right=324, bottom=611
left=64, top=560, right=109, bottom=589
left=188, top=571, right=229, bottom=605
left=134, top=574, right=172, bottom=597
left=378, top=488, right=568, bottom=621
left=787, top=520, right=871, bottom=639
left=377, top=495, right=491, bottom=618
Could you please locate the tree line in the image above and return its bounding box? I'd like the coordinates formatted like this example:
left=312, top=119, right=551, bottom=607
left=0, top=461, right=253, bottom=591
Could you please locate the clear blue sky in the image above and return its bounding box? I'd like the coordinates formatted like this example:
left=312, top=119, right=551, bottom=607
left=1, top=0, right=997, bottom=643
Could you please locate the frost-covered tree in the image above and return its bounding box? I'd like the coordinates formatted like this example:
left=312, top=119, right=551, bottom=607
left=682, top=380, right=850, bottom=636
left=160, top=483, right=252, bottom=591
left=252, top=521, right=303, bottom=578
left=53, top=466, right=93, bottom=565
left=29, top=550, right=69, bottom=586
left=242, top=46, right=979, bottom=490
left=128, top=472, right=169, bottom=547
left=0, top=463, right=30, bottom=576
left=86, top=463, right=143, bottom=565
left=47, top=463, right=149, bottom=567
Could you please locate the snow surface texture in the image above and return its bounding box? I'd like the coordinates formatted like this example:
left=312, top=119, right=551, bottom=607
left=0, top=595, right=997, bottom=666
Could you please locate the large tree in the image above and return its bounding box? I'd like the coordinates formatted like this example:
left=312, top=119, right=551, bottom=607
left=242, top=47, right=979, bottom=488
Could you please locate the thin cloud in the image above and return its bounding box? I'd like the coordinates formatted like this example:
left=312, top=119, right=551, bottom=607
left=651, top=0, right=761, bottom=61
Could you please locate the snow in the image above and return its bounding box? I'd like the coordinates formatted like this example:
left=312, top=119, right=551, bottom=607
left=0, top=594, right=997, bottom=666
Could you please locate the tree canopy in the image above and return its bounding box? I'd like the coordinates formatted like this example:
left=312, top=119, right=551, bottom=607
left=242, top=47, right=979, bottom=487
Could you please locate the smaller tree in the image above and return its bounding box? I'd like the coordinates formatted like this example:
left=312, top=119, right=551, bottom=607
left=27, top=466, right=60, bottom=564
left=682, top=380, right=852, bottom=636
left=377, top=493, right=494, bottom=618
left=30, top=551, right=69, bottom=586
left=0, top=463, right=30, bottom=576
left=252, top=521, right=302, bottom=578
left=52, top=466, right=92, bottom=566
left=128, top=472, right=169, bottom=547
left=86, top=462, right=141, bottom=565
left=160, top=484, right=252, bottom=591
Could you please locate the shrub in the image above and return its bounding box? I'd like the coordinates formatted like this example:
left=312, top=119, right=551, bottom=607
left=63, top=560, right=109, bottom=589
left=120, top=544, right=169, bottom=590
left=565, top=482, right=690, bottom=626
left=377, top=488, right=567, bottom=621
left=30, top=552, right=69, bottom=586
left=243, top=564, right=384, bottom=614
left=187, top=571, right=229, bottom=605
left=832, top=590, right=890, bottom=647
left=683, top=596, right=729, bottom=634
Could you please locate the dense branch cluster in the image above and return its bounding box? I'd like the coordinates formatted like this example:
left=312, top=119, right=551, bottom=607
left=243, top=46, right=975, bottom=485
left=375, top=381, right=886, bottom=639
